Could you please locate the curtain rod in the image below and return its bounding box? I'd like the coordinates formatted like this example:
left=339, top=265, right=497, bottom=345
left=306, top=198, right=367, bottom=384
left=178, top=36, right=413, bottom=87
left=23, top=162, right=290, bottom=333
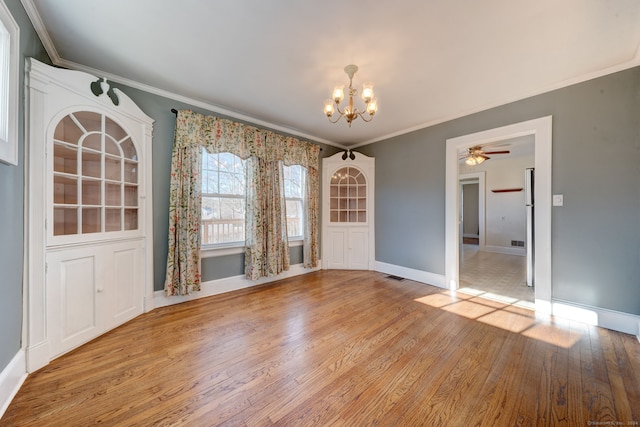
left=169, top=108, right=321, bottom=150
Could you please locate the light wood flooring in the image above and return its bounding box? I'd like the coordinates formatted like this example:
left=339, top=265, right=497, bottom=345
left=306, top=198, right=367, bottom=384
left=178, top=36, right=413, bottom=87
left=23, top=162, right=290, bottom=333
left=2, top=270, right=639, bottom=426
left=459, top=244, right=535, bottom=307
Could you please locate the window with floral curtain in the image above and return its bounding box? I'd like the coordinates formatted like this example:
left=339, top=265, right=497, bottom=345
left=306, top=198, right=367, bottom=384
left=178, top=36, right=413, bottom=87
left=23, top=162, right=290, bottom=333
left=164, top=110, right=320, bottom=296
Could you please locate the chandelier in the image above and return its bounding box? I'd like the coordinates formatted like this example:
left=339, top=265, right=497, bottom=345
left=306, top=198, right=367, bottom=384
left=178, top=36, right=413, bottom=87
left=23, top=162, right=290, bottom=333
left=323, top=64, right=378, bottom=126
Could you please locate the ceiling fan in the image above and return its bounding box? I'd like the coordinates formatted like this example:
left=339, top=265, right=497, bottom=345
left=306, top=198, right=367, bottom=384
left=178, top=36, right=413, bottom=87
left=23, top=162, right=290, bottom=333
left=460, top=145, right=510, bottom=165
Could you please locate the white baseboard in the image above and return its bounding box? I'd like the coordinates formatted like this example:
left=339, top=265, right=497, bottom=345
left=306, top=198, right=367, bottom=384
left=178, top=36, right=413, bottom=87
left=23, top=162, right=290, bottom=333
left=550, top=299, right=640, bottom=336
left=0, top=350, right=27, bottom=420
left=374, top=261, right=446, bottom=288
left=483, top=245, right=525, bottom=256
left=153, top=263, right=321, bottom=309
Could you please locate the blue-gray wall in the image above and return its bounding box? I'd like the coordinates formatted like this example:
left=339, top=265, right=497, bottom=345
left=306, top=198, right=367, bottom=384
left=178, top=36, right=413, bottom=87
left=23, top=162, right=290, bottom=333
left=0, top=0, right=49, bottom=374
left=359, top=67, right=640, bottom=316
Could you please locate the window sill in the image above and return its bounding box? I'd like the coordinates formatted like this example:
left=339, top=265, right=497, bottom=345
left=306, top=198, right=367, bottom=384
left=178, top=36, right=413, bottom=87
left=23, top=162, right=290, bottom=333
left=200, top=238, right=303, bottom=259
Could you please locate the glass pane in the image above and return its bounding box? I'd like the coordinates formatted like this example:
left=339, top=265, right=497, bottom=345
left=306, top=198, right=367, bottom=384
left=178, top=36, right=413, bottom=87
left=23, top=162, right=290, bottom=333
left=120, top=138, right=137, bottom=160
left=105, top=156, right=121, bottom=181
left=286, top=200, right=302, bottom=237
left=201, top=196, right=245, bottom=244
left=54, top=175, right=78, bottom=204
left=82, top=207, right=101, bottom=233
left=124, top=185, right=137, bottom=207
left=124, top=160, right=137, bottom=183
left=105, top=183, right=121, bottom=206
left=54, top=207, right=78, bottom=235
left=105, top=117, right=127, bottom=142
left=74, top=111, right=102, bottom=133
left=105, top=208, right=121, bottom=232
left=104, top=137, right=120, bottom=156
left=82, top=133, right=102, bottom=151
left=82, top=179, right=101, bottom=205
left=54, top=115, right=83, bottom=145
left=124, top=209, right=138, bottom=230
left=54, top=143, right=77, bottom=174
left=81, top=151, right=101, bottom=178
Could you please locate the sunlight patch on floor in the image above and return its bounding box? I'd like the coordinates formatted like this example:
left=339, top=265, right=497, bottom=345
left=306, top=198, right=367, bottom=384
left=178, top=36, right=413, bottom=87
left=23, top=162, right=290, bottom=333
left=413, top=290, right=580, bottom=349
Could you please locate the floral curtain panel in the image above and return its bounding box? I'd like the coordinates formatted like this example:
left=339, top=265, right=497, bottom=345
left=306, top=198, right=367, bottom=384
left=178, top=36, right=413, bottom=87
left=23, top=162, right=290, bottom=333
left=164, top=110, right=320, bottom=296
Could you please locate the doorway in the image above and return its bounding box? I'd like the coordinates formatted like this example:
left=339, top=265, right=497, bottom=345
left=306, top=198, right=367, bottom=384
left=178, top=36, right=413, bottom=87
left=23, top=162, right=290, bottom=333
left=458, top=144, right=535, bottom=305
left=445, top=117, right=552, bottom=312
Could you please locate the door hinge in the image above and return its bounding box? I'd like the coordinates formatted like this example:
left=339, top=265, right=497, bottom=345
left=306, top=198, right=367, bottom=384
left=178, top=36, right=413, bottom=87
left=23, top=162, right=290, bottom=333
left=45, top=262, right=48, bottom=274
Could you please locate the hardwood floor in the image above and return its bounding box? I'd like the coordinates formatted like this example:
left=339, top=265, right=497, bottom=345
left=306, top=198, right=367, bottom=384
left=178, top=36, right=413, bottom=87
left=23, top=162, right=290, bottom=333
left=3, top=270, right=639, bottom=426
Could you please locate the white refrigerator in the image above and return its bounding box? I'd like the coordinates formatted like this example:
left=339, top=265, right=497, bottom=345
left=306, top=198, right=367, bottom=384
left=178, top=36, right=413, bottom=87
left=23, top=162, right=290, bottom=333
left=525, top=168, right=535, bottom=287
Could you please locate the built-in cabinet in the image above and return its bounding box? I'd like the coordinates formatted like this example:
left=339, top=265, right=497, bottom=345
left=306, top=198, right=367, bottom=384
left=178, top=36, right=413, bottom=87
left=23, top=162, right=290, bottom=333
left=25, top=59, right=154, bottom=371
left=322, top=152, right=375, bottom=270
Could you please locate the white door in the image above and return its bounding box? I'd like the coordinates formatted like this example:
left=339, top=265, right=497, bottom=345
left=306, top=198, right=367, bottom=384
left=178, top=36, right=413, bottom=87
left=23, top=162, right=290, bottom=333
left=322, top=152, right=375, bottom=270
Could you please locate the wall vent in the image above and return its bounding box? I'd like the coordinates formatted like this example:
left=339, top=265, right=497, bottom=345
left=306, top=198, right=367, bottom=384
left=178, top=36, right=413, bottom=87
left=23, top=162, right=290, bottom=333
left=511, top=240, right=525, bottom=247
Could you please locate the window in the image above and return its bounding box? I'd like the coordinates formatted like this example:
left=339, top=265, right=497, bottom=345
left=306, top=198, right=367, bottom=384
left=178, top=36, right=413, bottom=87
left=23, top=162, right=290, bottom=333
left=0, top=0, right=18, bottom=165
left=200, top=149, right=306, bottom=246
left=201, top=149, right=246, bottom=245
left=283, top=164, right=305, bottom=239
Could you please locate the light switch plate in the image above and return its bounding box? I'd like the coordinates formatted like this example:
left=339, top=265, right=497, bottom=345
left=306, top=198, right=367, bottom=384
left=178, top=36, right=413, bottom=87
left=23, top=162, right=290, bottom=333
left=553, top=194, right=564, bottom=206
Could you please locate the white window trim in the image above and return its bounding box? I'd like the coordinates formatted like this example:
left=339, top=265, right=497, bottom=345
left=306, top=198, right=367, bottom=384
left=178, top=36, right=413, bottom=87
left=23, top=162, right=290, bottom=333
left=0, top=0, right=18, bottom=165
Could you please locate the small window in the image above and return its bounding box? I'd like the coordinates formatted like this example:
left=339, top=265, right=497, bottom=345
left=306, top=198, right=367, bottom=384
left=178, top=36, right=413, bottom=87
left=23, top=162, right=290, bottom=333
left=201, top=149, right=246, bottom=245
left=0, top=1, right=18, bottom=165
left=283, top=164, right=305, bottom=239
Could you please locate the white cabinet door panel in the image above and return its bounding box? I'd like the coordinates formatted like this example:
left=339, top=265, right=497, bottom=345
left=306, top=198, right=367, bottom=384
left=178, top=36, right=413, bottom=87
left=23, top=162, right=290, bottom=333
left=327, top=229, right=347, bottom=269
left=47, top=249, right=100, bottom=358
left=111, top=244, right=143, bottom=325
left=348, top=228, right=369, bottom=270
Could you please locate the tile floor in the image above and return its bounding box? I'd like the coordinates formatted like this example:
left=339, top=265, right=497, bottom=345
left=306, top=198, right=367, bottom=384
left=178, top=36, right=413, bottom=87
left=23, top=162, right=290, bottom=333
left=458, top=244, right=535, bottom=308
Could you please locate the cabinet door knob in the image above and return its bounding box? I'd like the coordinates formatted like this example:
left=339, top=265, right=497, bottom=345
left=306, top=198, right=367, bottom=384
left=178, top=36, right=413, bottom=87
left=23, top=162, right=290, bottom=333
left=97, top=288, right=104, bottom=293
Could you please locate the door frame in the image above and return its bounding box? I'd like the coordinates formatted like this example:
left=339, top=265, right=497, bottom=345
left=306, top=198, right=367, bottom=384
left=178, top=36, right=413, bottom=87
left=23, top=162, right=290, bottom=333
left=445, top=116, right=552, bottom=312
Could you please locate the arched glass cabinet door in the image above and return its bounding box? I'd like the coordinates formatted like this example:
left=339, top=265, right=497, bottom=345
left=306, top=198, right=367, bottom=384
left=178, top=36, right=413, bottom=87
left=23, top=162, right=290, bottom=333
left=329, top=166, right=367, bottom=223
left=52, top=111, right=139, bottom=237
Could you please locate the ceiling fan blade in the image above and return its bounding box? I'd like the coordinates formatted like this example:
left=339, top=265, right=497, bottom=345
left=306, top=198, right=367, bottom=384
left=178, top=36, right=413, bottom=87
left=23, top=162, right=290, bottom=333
left=483, top=150, right=510, bottom=155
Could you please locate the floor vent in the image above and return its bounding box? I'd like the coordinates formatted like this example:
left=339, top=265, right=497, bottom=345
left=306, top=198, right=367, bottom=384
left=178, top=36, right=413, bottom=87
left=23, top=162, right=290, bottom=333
left=387, top=275, right=405, bottom=281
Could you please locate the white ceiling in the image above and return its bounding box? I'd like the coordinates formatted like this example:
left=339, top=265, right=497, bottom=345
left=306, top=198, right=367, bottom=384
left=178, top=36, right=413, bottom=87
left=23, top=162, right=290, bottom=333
left=22, top=0, right=640, bottom=148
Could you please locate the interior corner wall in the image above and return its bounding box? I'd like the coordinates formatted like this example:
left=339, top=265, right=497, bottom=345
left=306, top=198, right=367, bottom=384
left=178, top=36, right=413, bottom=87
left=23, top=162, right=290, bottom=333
left=0, top=0, right=50, bottom=374
left=358, top=66, right=640, bottom=316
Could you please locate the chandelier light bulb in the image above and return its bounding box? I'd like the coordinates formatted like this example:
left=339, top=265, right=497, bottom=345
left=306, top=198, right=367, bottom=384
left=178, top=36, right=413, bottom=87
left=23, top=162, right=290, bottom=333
left=361, top=83, right=374, bottom=103
left=332, top=86, right=345, bottom=103
left=366, top=98, right=378, bottom=115
left=324, top=100, right=335, bottom=117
